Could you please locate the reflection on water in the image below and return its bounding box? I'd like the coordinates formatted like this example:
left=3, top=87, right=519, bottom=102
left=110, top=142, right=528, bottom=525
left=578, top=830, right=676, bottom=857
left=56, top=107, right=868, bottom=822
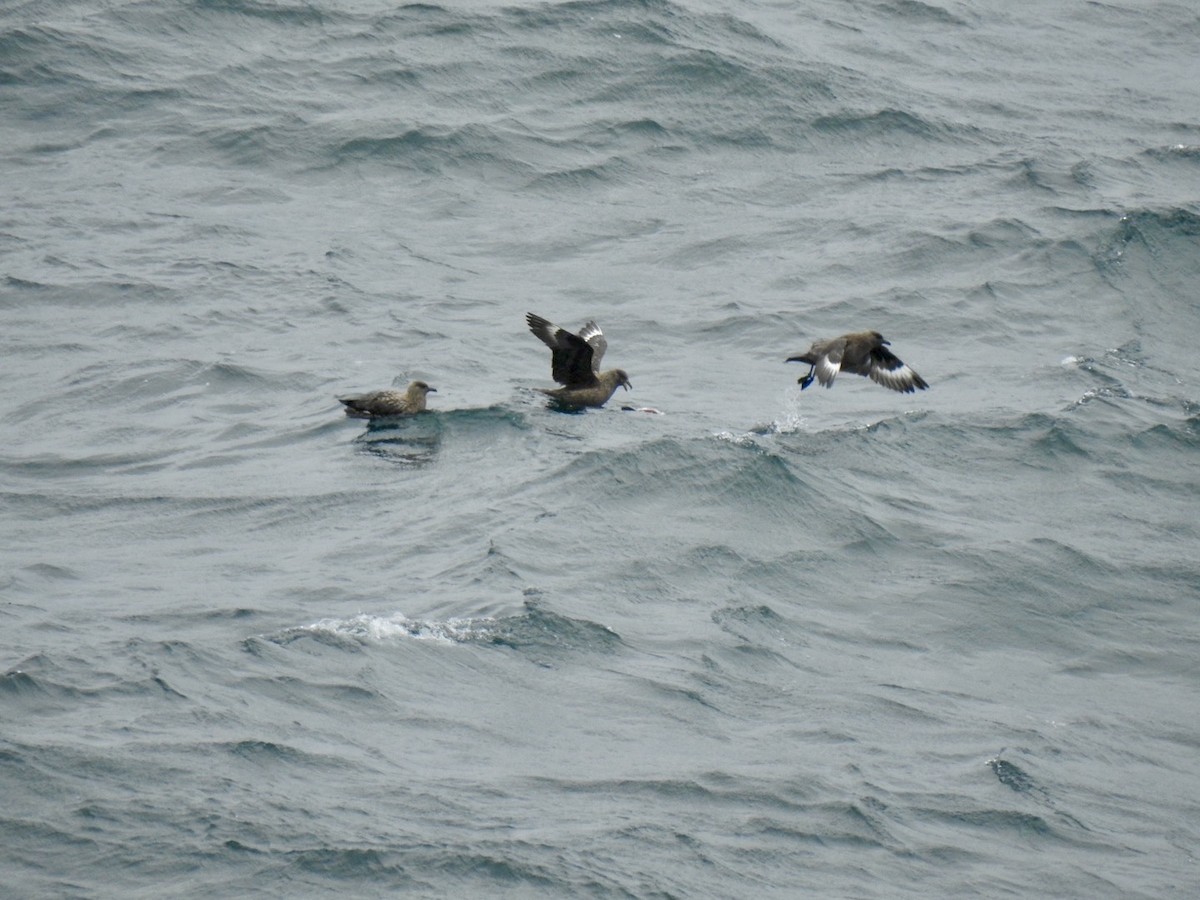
left=352, top=413, right=442, bottom=466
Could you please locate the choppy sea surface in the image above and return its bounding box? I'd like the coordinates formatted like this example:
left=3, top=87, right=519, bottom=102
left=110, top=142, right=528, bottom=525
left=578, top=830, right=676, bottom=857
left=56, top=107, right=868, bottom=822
left=3, top=0, right=1200, bottom=896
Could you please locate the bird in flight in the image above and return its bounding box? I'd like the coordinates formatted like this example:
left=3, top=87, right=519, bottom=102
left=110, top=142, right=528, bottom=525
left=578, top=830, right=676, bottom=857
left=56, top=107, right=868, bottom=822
left=787, top=331, right=928, bottom=393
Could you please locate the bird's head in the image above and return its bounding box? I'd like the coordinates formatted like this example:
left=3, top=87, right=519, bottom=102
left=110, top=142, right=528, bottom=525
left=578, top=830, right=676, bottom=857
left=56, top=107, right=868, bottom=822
left=615, top=369, right=632, bottom=390
left=412, top=381, right=436, bottom=393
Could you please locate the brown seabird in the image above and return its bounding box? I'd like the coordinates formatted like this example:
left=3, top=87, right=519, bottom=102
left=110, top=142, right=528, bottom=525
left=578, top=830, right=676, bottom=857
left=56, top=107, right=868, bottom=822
left=526, top=312, right=631, bottom=408
left=338, top=380, right=437, bottom=418
left=786, top=331, right=928, bottom=393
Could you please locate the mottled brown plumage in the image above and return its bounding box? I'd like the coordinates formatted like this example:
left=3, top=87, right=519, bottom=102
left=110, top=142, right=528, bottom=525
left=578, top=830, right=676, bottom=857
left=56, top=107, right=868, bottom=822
left=338, top=380, right=436, bottom=418
left=787, top=331, right=928, bottom=393
left=526, top=313, right=631, bottom=408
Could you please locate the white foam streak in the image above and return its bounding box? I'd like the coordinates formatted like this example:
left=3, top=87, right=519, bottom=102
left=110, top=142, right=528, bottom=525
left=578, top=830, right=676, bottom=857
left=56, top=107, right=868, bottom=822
left=300, top=611, right=494, bottom=645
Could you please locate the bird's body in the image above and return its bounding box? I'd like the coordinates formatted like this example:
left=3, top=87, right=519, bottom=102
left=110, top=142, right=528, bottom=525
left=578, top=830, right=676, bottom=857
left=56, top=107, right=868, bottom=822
left=787, top=331, right=928, bottom=393
left=526, top=313, right=631, bottom=408
left=338, top=380, right=436, bottom=418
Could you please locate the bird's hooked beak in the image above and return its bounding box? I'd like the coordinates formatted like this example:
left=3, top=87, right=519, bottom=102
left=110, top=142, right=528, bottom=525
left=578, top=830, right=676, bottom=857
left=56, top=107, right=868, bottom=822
left=881, top=339, right=891, bottom=346
left=622, top=378, right=632, bottom=390
left=426, top=386, right=437, bottom=392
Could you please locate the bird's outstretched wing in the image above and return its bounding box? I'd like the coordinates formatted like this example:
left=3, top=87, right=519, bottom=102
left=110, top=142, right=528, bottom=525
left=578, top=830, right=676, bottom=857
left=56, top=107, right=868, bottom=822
left=527, top=313, right=601, bottom=387
left=812, top=339, right=845, bottom=388
left=576, top=320, right=607, bottom=370
left=867, top=346, right=928, bottom=393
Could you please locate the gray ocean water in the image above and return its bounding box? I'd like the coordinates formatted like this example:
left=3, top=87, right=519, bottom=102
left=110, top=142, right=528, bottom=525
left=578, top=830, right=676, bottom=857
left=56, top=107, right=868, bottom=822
left=3, top=0, right=1200, bottom=896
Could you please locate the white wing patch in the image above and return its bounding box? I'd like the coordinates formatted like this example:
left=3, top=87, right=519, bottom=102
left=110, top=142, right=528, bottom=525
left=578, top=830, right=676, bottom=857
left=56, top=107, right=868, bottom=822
left=577, top=320, right=603, bottom=344
left=815, top=354, right=842, bottom=387
left=869, top=363, right=919, bottom=392
left=577, top=320, right=607, bottom=370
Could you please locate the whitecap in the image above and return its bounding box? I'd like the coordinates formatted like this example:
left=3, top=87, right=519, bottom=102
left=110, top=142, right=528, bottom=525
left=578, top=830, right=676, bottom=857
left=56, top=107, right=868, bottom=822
left=294, top=611, right=495, bottom=646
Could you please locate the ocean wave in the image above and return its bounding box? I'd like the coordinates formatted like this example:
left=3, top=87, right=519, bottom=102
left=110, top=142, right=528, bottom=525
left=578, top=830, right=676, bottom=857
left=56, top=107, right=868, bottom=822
left=1095, top=206, right=1200, bottom=273
left=265, top=600, right=623, bottom=661
left=187, top=0, right=334, bottom=26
